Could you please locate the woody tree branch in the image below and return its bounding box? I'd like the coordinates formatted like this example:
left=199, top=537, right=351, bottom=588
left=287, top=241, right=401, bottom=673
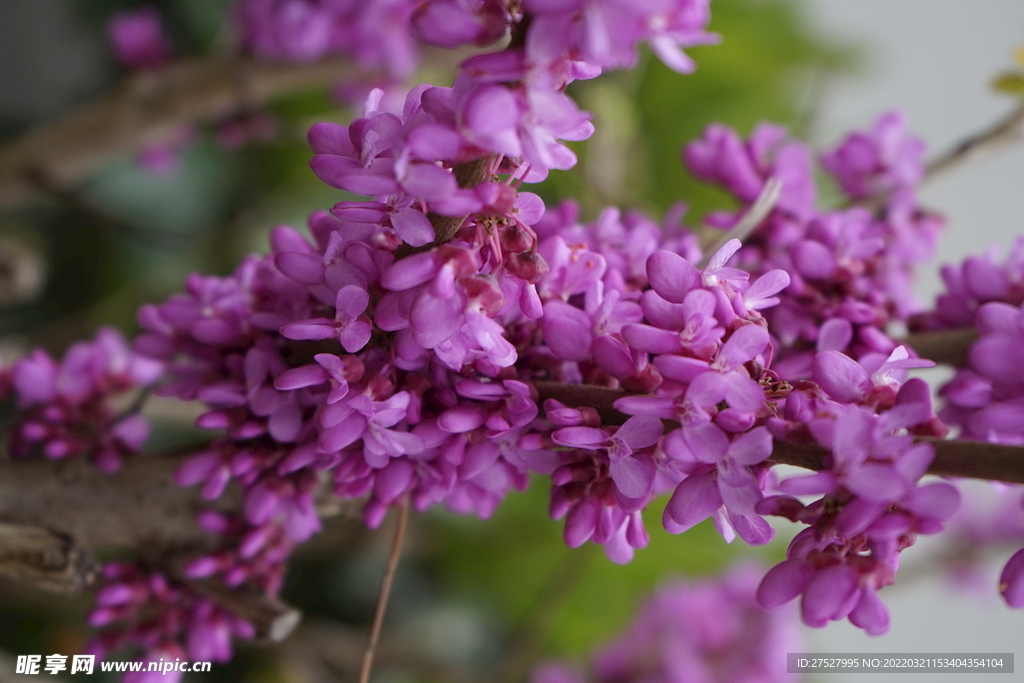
left=530, top=381, right=1024, bottom=486
left=0, top=54, right=362, bottom=207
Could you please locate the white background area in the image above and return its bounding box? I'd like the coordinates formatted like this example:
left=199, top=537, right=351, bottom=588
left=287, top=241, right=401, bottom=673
left=798, top=1, right=1024, bottom=680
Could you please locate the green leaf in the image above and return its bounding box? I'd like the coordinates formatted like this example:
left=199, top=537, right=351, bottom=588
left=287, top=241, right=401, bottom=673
left=992, top=72, right=1024, bottom=97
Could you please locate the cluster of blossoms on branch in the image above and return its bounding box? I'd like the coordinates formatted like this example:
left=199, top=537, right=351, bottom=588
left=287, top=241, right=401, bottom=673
left=685, top=110, right=943, bottom=380
left=532, top=565, right=801, bottom=683
left=909, top=239, right=1024, bottom=609
left=5, top=0, right=1024, bottom=677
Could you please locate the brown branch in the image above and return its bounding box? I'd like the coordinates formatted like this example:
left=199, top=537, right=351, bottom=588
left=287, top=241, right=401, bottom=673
left=186, top=576, right=302, bottom=643
left=903, top=327, right=977, bottom=367
left=392, top=155, right=492, bottom=259
left=0, top=453, right=231, bottom=551
left=0, top=523, right=97, bottom=595
left=531, top=382, right=1024, bottom=485
left=0, top=55, right=360, bottom=207
left=359, top=497, right=410, bottom=683
left=926, top=101, right=1024, bottom=180
left=0, top=452, right=361, bottom=553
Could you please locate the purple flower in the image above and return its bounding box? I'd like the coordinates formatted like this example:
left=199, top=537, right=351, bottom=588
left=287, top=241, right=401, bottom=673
left=535, top=563, right=801, bottom=683
left=281, top=285, right=373, bottom=352
left=107, top=7, right=172, bottom=69
left=664, top=424, right=772, bottom=516
left=552, top=415, right=663, bottom=499
left=821, top=110, right=926, bottom=200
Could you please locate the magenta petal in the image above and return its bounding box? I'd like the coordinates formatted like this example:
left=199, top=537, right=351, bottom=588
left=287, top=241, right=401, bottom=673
left=402, top=163, right=457, bottom=201
left=664, top=471, right=723, bottom=532
left=268, top=402, right=302, bottom=443
left=654, top=355, right=710, bottom=383
left=335, top=285, right=370, bottom=317
left=717, top=458, right=762, bottom=516
left=686, top=370, right=728, bottom=406
left=459, top=442, right=501, bottom=479
left=728, top=512, right=774, bottom=545
left=381, top=252, right=440, bottom=291
left=176, top=451, right=222, bottom=487
left=275, top=364, right=328, bottom=390
left=592, top=335, right=634, bottom=379
left=622, top=324, right=680, bottom=354
left=757, top=559, right=812, bottom=609
left=849, top=587, right=890, bottom=635
left=744, top=269, right=790, bottom=310
left=281, top=319, right=336, bottom=341
left=834, top=498, right=886, bottom=537
left=902, top=482, right=960, bottom=521
left=375, top=459, right=415, bottom=502
left=551, top=426, right=607, bottom=449
left=319, top=414, right=368, bottom=452
left=727, top=426, right=772, bottom=465
left=410, top=290, right=465, bottom=348
left=609, top=456, right=655, bottom=499
left=1000, top=547, right=1024, bottom=608
left=646, top=250, right=700, bottom=303
left=542, top=302, right=593, bottom=361
left=717, top=324, right=769, bottom=369
left=971, top=335, right=1024, bottom=379
left=616, top=415, right=664, bottom=450
left=613, top=395, right=677, bottom=420
left=438, top=405, right=488, bottom=433
left=275, top=252, right=324, bottom=284
left=307, top=122, right=355, bottom=155
left=683, top=422, right=729, bottom=464
left=817, top=318, right=853, bottom=353
left=846, top=464, right=906, bottom=503
left=564, top=498, right=600, bottom=548
left=777, top=471, right=837, bottom=496
left=391, top=207, right=435, bottom=247
left=975, top=301, right=1020, bottom=335
left=801, top=565, right=859, bottom=625
left=338, top=319, right=372, bottom=353
left=812, top=351, right=870, bottom=403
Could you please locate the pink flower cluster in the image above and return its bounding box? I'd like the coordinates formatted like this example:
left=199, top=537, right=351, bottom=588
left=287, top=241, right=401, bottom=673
left=922, top=245, right=1024, bottom=609
left=915, top=237, right=1024, bottom=330
left=532, top=564, right=802, bottom=683
left=2, top=328, right=160, bottom=472
left=87, top=562, right=254, bottom=679
left=18, top=0, right=1022, bottom=671
left=758, top=367, right=957, bottom=635
left=234, top=0, right=420, bottom=76
left=684, top=113, right=942, bottom=380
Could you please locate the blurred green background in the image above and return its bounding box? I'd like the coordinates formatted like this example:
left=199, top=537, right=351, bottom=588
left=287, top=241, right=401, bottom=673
left=0, top=0, right=851, bottom=680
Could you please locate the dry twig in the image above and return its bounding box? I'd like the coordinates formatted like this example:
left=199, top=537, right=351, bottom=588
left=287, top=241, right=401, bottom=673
left=359, top=497, right=410, bottom=683
left=0, top=55, right=360, bottom=207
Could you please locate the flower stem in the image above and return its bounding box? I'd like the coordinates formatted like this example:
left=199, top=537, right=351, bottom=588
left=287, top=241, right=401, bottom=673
left=359, top=496, right=411, bottom=683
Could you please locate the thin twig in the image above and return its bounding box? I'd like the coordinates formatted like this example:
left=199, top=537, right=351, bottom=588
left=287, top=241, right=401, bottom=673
left=359, top=496, right=411, bottom=683
left=925, top=101, right=1024, bottom=180
left=698, top=176, right=782, bottom=266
